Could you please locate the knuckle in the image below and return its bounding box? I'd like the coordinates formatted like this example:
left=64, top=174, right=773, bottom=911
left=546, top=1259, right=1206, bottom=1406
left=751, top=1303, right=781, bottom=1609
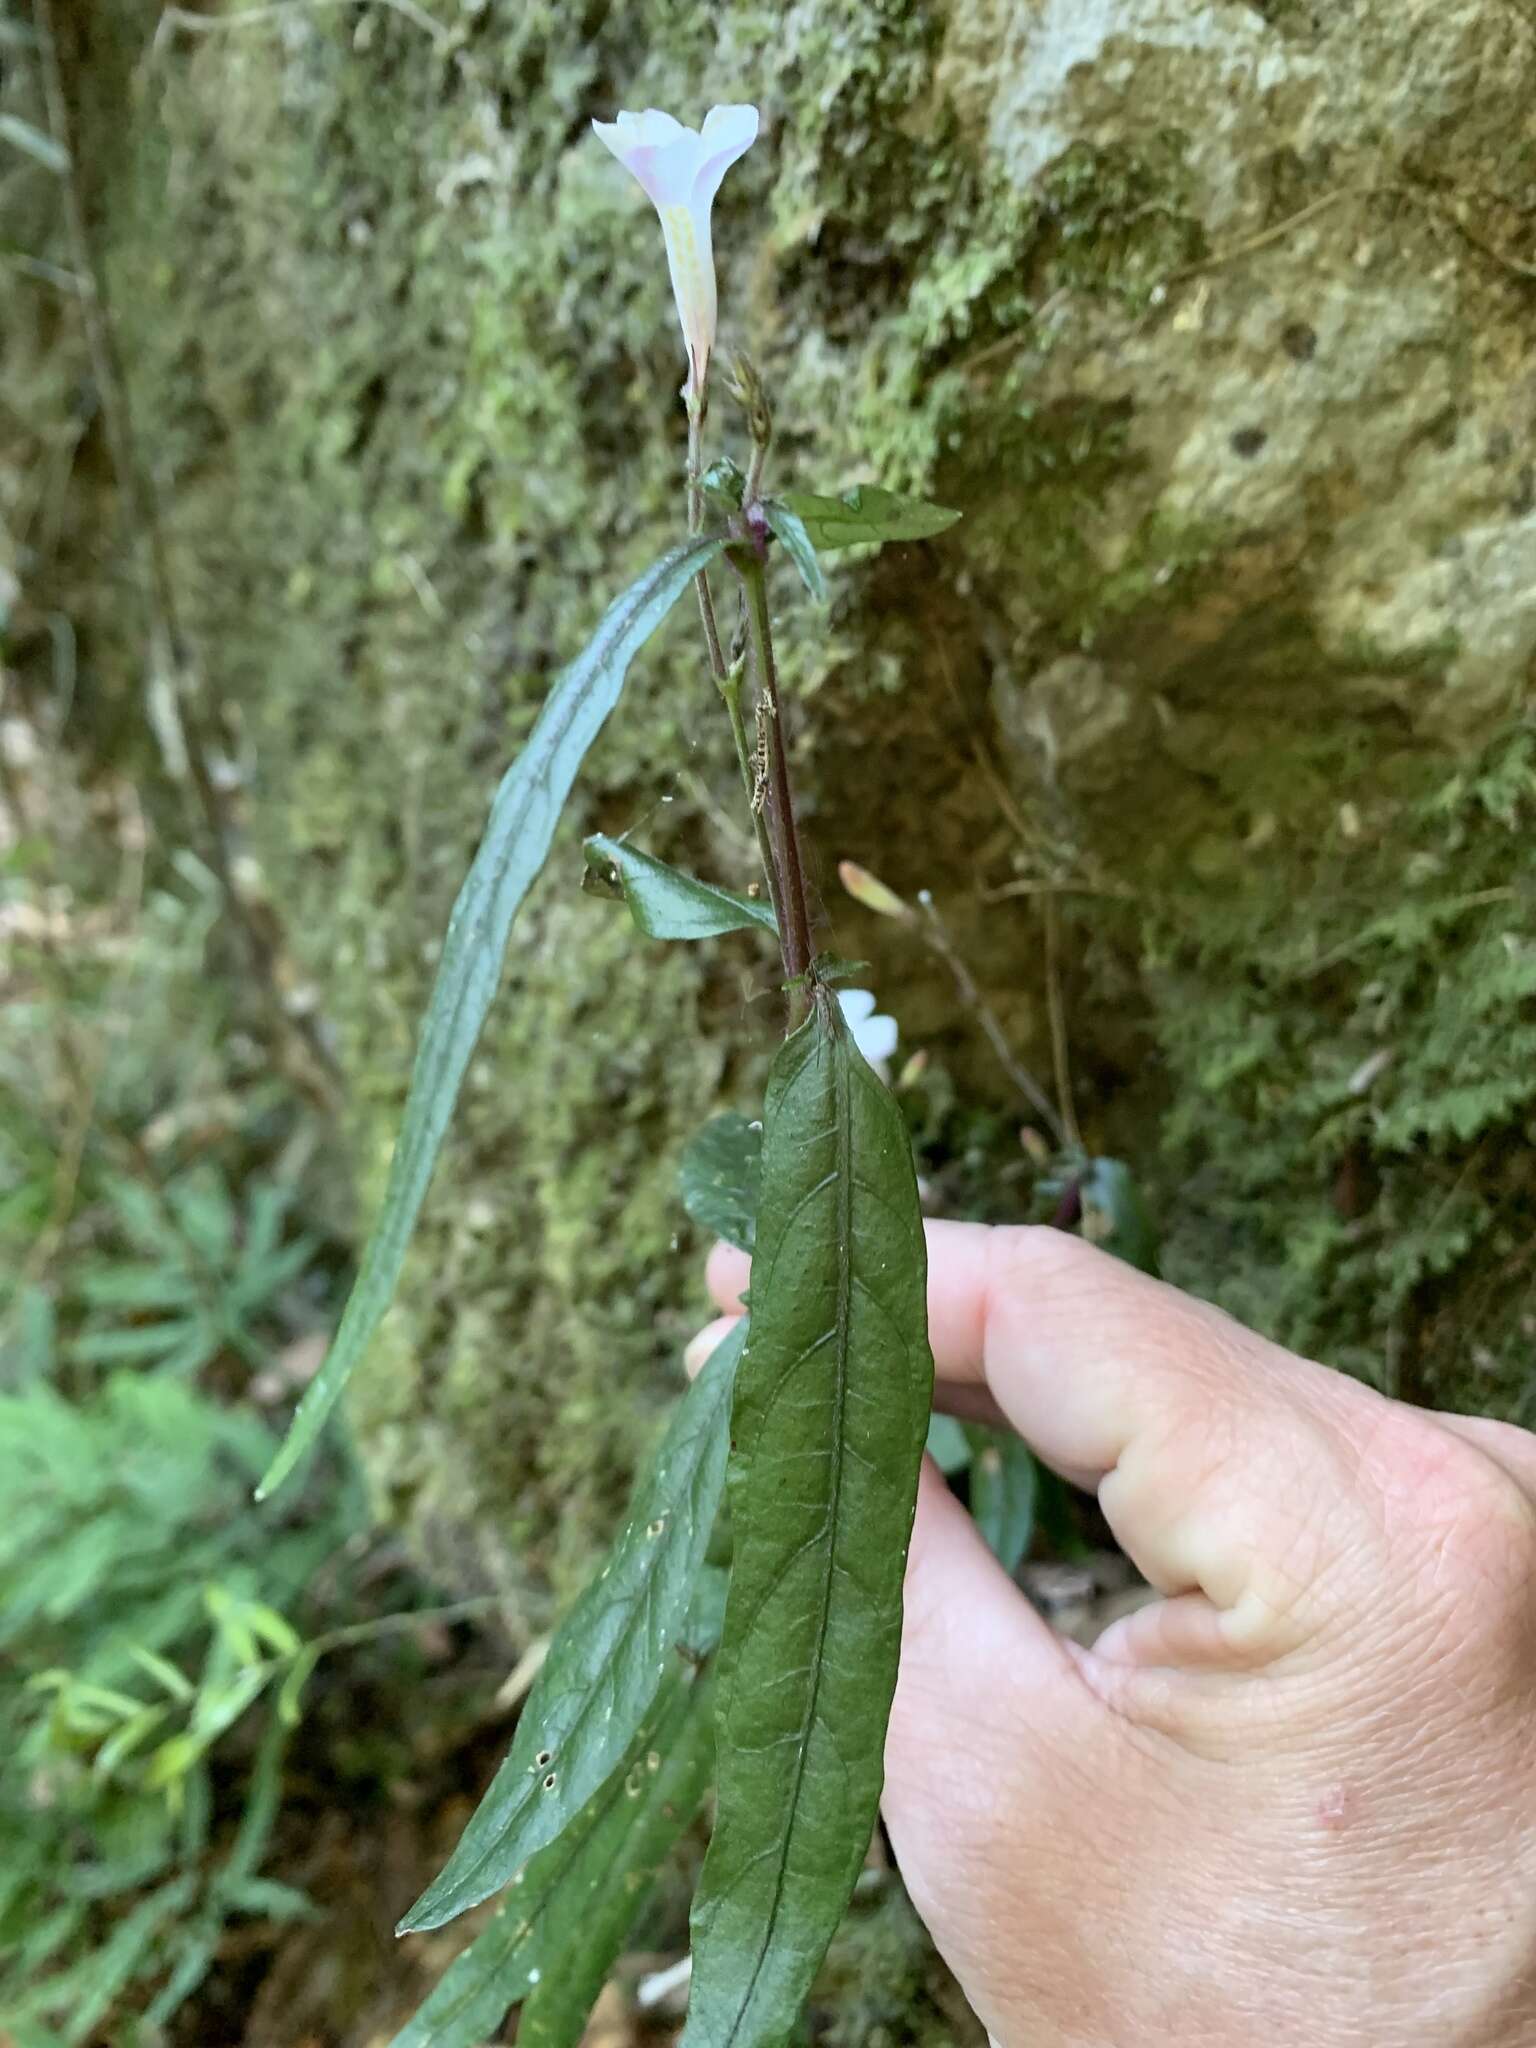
left=1365, top=1409, right=1536, bottom=1618
left=985, top=1222, right=1106, bottom=1302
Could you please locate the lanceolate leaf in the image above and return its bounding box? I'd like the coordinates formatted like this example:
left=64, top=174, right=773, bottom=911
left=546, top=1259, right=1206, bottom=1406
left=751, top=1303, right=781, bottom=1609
left=684, top=991, right=933, bottom=2048
left=583, top=835, right=778, bottom=941
left=400, top=1321, right=745, bottom=1934
left=965, top=1426, right=1037, bottom=1575
left=517, top=1669, right=715, bottom=2048
left=257, top=536, right=725, bottom=1499
left=777, top=485, right=960, bottom=552
left=388, top=1644, right=715, bottom=2048
left=679, top=1113, right=762, bottom=1256
left=761, top=502, right=827, bottom=604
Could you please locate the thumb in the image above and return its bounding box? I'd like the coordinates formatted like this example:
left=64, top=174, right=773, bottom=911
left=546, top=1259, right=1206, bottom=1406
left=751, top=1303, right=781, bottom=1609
left=884, top=1462, right=1110, bottom=2028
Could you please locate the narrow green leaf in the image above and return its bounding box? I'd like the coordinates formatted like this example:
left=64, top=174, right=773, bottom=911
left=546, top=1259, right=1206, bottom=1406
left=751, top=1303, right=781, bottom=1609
left=777, top=485, right=960, bottom=552
left=257, top=535, right=724, bottom=1499
left=685, top=991, right=933, bottom=2047
left=0, top=113, right=68, bottom=173
left=389, top=1627, right=716, bottom=2048
left=964, top=1427, right=1037, bottom=1574
left=761, top=501, right=827, bottom=603
left=52, top=1875, right=195, bottom=2045
left=516, top=1669, right=715, bottom=2048
left=583, top=835, right=777, bottom=941
left=679, top=1112, right=762, bottom=1255
left=400, top=1321, right=744, bottom=1933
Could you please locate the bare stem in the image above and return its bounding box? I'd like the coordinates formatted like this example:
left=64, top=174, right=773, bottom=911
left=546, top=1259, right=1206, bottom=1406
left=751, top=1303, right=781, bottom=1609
left=686, top=397, right=779, bottom=921
left=686, top=400, right=727, bottom=678
left=741, top=556, right=814, bottom=1000
left=1043, top=896, right=1083, bottom=1152
left=916, top=891, right=1066, bottom=1147
left=724, top=671, right=783, bottom=918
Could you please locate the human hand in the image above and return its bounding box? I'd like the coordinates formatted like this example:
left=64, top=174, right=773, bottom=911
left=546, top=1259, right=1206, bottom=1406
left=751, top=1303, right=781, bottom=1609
left=689, top=1222, right=1536, bottom=2046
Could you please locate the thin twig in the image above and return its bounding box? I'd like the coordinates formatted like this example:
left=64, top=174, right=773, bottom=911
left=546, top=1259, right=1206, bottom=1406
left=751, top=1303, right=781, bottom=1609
left=1382, top=181, right=1536, bottom=285
left=743, top=556, right=814, bottom=995
left=916, top=891, right=1065, bottom=1146
left=931, top=633, right=1046, bottom=855
left=1042, top=896, right=1082, bottom=1152
left=686, top=398, right=778, bottom=910
left=0, top=246, right=83, bottom=291
left=981, top=876, right=1138, bottom=904
left=1165, top=189, right=1352, bottom=284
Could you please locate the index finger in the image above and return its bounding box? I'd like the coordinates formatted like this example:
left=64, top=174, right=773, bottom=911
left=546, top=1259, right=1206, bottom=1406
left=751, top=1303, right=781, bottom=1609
left=708, top=1219, right=1338, bottom=1490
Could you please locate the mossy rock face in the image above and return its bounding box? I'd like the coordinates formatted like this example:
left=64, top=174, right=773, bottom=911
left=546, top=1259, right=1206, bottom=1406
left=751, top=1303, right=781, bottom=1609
left=54, top=0, right=1536, bottom=1628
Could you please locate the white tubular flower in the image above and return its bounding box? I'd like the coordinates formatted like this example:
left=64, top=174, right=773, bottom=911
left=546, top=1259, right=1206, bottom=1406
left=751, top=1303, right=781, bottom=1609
left=838, top=989, right=899, bottom=1076
left=591, top=103, right=760, bottom=400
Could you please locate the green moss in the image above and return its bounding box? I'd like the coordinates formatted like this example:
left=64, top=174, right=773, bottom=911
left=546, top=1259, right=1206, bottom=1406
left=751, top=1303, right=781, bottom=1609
left=1144, top=722, right=1536, bottom=1416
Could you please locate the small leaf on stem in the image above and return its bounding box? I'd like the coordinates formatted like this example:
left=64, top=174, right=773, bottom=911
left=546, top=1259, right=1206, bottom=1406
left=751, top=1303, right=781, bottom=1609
left=777, top=485, right=960, bottom=552
left=584, top=835, right=778, bottom=941
left=761, top=501, right=827, bottom=604
left=699, top=456, right=747, bottom=515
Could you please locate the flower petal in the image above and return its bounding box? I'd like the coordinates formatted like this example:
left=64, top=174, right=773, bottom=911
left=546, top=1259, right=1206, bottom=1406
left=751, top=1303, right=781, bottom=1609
left=616, top=108, right=688, bottom=147
left=855, top=1015, right=900, bottom=1068
left=837, top=989, right=877, bottom=1026
left=592, top=118, right=700, bottom=208
left=691, top=104, right=760, bottom=206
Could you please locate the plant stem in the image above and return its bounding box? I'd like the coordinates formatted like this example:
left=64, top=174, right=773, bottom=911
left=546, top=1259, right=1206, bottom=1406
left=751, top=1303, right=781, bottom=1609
left=720, top=656, right=784, bottom=926
left=741, top=556, right=814, bottom=996
left=1043, top=896, right=1083, bottom=1151
left=686, top=396, right=779, bottom=918
left=687, top=399, right=727, bottom=679
left=916, top=891, right=1068, bottom=1148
